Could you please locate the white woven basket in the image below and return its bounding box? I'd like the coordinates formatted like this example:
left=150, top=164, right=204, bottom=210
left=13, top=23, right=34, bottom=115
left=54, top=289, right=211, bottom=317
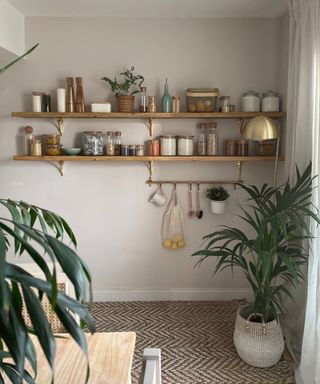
left=233, top=306, right=284, bottom=368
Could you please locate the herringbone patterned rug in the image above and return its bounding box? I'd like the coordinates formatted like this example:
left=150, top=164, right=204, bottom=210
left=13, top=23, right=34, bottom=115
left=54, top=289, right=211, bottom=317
left=91, top=301, right=295, bottom=384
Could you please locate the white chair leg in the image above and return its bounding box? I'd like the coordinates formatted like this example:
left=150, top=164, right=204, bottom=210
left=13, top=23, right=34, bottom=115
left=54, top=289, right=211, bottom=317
left=142, top=348, right=161, bottom=384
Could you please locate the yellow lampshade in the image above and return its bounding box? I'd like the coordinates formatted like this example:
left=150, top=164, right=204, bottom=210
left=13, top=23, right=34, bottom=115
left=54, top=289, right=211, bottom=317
left=243, top=116, right=279, bottom=141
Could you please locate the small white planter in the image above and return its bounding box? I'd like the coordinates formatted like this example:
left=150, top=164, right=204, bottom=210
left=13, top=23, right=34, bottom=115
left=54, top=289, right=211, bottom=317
left=210, top=200, right=226, bottom=214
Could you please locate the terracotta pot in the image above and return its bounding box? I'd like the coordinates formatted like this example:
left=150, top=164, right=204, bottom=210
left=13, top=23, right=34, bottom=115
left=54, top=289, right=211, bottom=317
left=116, top=95, right=135, bottom=113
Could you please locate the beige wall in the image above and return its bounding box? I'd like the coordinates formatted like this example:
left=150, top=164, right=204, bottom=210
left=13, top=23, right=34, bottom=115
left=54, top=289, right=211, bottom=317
left=0, top=16, right=288, bottom=300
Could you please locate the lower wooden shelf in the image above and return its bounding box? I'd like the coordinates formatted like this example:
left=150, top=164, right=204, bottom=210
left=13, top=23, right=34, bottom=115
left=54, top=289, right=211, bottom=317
left=13, top=155, right=284, bottom=162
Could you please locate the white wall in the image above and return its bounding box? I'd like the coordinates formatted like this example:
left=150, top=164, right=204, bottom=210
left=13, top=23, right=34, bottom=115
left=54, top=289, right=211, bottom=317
left=0, top=0, right=24, bottom=56
left=0, top=16, right=288, bottom=301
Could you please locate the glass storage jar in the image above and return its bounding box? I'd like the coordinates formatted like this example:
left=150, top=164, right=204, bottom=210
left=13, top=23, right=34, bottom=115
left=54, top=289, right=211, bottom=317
left=82, top=131, right=104, bottom=156
left=186, top=88, right=219, bottom=112
left=177, top=136, right=194, bottom=156
left=45, top=134, right=61, bottom=145
left=206, top=122, right=218, bottom=156
left=261, top=91, right=280, bottom=112
left=160, top=136, right=176, bottom=156
left=114, top=131, right=121, bottom=156
left=220, top=96, right=231, bottom=113
left=197, top=123, right=207, bottom=156
left=224, top=139, right=237, bottom=156
left=46, top=145, right=62, bottom=156
left=240, top=91, right=260, bottom=112
left=105, top=131, right=115, bottom=156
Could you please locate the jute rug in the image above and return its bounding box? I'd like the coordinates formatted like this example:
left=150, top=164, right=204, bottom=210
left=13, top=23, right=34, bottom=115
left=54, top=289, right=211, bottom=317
left=91, top=301, right=295, bottom=384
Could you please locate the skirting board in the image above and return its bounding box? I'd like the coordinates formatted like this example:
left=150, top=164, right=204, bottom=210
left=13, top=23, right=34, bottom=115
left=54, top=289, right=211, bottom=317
left=91, top=288, right=253, bottom=302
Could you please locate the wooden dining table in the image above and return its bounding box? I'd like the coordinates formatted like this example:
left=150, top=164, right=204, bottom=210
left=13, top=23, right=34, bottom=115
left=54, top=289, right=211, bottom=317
left=5, top=332, right=136, bottom=384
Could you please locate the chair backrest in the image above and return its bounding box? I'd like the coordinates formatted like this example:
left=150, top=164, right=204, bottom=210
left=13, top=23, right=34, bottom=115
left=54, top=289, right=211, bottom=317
left=141, top=348, right=161, bottom=384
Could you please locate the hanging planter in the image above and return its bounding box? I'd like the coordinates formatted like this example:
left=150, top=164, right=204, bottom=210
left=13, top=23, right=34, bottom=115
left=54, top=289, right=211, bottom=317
left=206, top=186, right=229, bottom=214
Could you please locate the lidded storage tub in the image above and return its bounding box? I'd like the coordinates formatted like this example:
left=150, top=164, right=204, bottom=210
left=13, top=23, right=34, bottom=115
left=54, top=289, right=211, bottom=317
left=160, top=135, right=176, bottom=156
left=261, top=91, right=280, bottom=112
left=186, top=88, right=219, bottom=112
left=177, top=136, right=194, bottom=156
left=241, top=91, right=260, bottom=112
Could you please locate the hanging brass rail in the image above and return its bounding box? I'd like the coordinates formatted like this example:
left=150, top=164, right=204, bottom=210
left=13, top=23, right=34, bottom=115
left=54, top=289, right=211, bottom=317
left=145, top=180, right=243, bottom=186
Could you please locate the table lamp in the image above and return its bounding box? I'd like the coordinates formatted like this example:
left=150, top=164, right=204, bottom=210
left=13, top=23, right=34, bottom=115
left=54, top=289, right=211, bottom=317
left=243, top=116, right=280, bottom=187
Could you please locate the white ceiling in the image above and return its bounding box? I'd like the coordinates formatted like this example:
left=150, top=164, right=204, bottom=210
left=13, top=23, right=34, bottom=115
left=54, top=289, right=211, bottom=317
left=9, top=0, right=288, bottom=18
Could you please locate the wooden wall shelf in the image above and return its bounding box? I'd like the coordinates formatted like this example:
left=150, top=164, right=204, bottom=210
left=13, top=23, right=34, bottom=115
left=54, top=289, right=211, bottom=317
left=13, top=155, right=284, bottom=162
left=12, top=112, right=286, bottom=119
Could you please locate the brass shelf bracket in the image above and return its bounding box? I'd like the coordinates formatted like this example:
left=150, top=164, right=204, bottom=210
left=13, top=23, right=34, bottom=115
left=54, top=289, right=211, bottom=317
left=146, top=160, right=154, bottom=186
left=147, top=118, right=155, bottom=137
left=56, top=160, right=64, bottom=176
left=56, top=118, right=64, bottom=135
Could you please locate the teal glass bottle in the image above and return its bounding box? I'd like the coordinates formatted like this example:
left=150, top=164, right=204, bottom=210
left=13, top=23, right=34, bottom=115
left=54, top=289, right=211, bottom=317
left=162, top=78, right=172, bottom=113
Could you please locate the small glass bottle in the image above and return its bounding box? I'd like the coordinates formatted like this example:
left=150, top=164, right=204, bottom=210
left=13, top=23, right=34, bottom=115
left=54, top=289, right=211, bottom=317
left=206, top=122, right=218, bottom=156
left=162, top=78, right=172, bottom=113
left=197, top=123, right=207, bottom=156
left=172, top=96, right=180, bottom=113
left=114, top=131, right=121, bottom=156
left=220, top=96, right=231, bottom=113
left=23, top=126, right=33, bottom=155
left=121, top=145, right=129, bottom=156
left=148, top=96, right=157, bottom=113
left=105, top=131, right=115, bottom=156
left=139, top=87, right=147, bottom=112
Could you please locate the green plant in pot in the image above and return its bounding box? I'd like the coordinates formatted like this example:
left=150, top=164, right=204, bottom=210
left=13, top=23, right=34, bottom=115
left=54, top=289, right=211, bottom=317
left=193, top=163, right=319, bottom=367
left=101, top=66, right=144, bottom=113
left=1, top=46, right=95, bottom=383
left=206, top=186, right=230, bottom=214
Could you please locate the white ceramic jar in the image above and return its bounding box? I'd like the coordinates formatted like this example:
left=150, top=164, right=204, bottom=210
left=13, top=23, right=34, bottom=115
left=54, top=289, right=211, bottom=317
left=240, top=91, right=260, bottom=112
left=261, top=91, right=280, bottom=112
left=160, top=135, right=176, bottom=156
left=32, top=92, right=42, bottom=112
left=177, top=136, right=194, bottom=156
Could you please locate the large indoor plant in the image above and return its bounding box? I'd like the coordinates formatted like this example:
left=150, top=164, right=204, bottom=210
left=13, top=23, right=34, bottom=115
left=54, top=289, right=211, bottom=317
left=1, top=47, right=95, bottom=383
left=193, top=163, right=319, bottom=367
left=101, top=66, right=144, bottom=112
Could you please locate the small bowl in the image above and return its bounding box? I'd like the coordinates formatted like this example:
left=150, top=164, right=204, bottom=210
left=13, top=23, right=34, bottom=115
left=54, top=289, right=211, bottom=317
left=64, top=147, right=81, bottom=156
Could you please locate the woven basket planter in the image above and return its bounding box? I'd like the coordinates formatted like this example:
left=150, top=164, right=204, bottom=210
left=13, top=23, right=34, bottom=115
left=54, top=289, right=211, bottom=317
left=116, top=95, right=135, bottom=112
left=233, top=306, right=284, bottom=367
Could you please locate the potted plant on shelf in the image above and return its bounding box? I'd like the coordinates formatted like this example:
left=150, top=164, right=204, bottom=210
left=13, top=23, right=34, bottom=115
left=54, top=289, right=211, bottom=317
left=1, top=46, right=95, bottom=383
left=206, top=186, right=230, bottom=214
left=193, top=163, right=319, bottom=367
left=101, top=66, right=144, bottom=113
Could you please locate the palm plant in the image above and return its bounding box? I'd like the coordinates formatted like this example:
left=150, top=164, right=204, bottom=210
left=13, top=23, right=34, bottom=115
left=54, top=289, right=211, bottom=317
left=1, top=45, right=95, bottom=383
left=193, top=163, right=319, bottom=322
left=0, top=44, right=38, bottom=75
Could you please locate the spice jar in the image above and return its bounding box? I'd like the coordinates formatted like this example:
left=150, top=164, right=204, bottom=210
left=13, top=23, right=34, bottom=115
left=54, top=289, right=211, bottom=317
left=206, top=122, right=218, bottom=156
left=148, top=96, right=157, bottom=113
left=224, top=139, right=237, bottom=156
left=220, top=96, right=231, bottom=113
left=32, top=92, right=42, bottom=112
left=197, top=123, right=207, bottom=156
left=241, top=91, right=260, bottom=112
left=147, top=140, right=160, bottom=156
left=31, top=139, right=42, bottom=156
left=45, top=134, right=61, bottom=145
left=105, top=131, right=115, bottom=156
left=121, top=145, right=129, bottom=156
left=160, top=136, right=176, bottom=156
left=114, top=131, right=121, bottom=156
left=177, top=136, right=194, bottom=156
left=136, top=145, right=144, bottom=156
left=129, top=145, right=136, bottom=156
left=46, top=145, right=62, bottom=156
left=172, top=96, right=181, bottom=113
left=139, top=87, right=147, bottom=112
left=23, top=126, right=33, bottom=155
left=236, top=140, right=249, bottom=156
left=261, top=91, right=280, bottom=112
left=82, top=131, right=104, bottom=156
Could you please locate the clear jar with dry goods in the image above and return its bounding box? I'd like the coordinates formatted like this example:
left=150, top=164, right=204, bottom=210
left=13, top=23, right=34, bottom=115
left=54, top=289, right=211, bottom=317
left=220, top=96, right=231, bottom=113
left=186, top=88, right=219, bottom=112
left=160, top=136, right=176, bottom=156
left=105, top=131, right=115, bottom=156
left=23, top=126, right=33, bottom=155
left=197, top=123, right=207, bottom=156
left=177, top=136, right=194, bottom=156
left=114, top=131, right=121, bottom=156
left=45, top=134, right=61, bottom=145
left=46, top=145, right=62, bottom=156
left=82, top=131, right=104, bottom=156
left=206, top=122, right=218, bottom=156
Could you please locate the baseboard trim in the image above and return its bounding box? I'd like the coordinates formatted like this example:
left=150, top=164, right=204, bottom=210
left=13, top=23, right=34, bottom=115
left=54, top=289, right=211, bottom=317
left=91, top=288, right=252, bottom=302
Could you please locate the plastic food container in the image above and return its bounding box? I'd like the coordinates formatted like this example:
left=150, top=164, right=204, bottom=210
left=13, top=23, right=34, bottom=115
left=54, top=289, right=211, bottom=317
left=240, top=91, right=260, bottom=112
left=186, top=88, right=219, bottom=112
left=261, top=91, right=280, bottom=112
left=46, top=145, right=62, bottom=156
left=160, top=136, right=176, bottom=156
left=45, top=134, right=61, bottom=145
left=177, top=136, right=194, bottom=156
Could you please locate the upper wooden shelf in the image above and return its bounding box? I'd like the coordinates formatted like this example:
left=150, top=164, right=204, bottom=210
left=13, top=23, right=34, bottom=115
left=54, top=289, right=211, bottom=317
left=11, top=112, right=286, bottom=119
left=13, top=155, right=284, bottom=162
